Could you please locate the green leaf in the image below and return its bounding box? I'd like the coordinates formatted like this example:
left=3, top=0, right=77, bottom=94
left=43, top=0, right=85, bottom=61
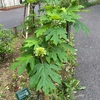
left=69, top=5, right=84, bottom=12
left=79, top=86, right=86, bottom=90
left=48, top=64, right=61, bottom=72
left=64, top=43, right=75, bottom=53
left=9, top=62, right=21, bottom=70
left=28, top=57, right=35, bottom=70
left=73, top=20, right=80, bottom=33
left=16, top=56, right=29, bottom=61
left=45, top=27, right=66, bottom=45
left=18, top=63, right=26, bottom=75
left=11, top=55, right=35, bottom=75
left=49, top=50, right=58, bottom=62
left=35, top=26, right=48, bottom=37
left=30, top=63, right=45, bottom=87
left=46, top=56, right=50, bottom=63
left=36, top=67, right=56, bottom=93
left=74, top=20, right=89, bottom=35
left=43, top=0, right=60, bottom=4
left=57, top=51, right=67, bottom=62
left=30, top=63, right=61, bottom=95
left=23, top=38, right=38, bottom=47
left=47, top=45, right=68, bottom=64
left=54, top=46, right=67, bottom=62
left=71, top=79, right=80, bottom=88
left=19, top=55, right=35, bottom=74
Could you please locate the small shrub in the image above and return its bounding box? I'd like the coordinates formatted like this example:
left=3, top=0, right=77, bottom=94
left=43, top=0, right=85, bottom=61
left=0, top=25, right=14, bottom=61
left=79, top=0, right=100, bottom=7
left=79, top=0, right=88, bottom=5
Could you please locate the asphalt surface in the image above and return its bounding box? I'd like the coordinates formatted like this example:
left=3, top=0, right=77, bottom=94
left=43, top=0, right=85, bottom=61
left=0, top=5, right=40, bottom=29
left=75, top=4, right=100, bottom=100
left=0, top=7, right=24, bottom=28
left=0, top=4, right=100, bottom=100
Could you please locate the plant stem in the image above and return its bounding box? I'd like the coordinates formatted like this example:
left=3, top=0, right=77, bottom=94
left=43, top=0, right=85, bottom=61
left=42, top=93, right=49, bottom=100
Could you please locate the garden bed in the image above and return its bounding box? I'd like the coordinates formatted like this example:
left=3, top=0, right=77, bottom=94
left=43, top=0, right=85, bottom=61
left=0, top=38, right=27, bottom=100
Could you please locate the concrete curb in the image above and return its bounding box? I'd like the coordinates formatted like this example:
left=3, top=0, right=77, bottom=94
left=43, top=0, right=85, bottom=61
left=0, top=5, right=24, bottom=11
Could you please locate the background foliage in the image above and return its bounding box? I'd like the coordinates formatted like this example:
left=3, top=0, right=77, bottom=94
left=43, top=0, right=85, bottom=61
left=79, top=0, right=100, bottom=7
left=0, top=25, right=14, bottom=61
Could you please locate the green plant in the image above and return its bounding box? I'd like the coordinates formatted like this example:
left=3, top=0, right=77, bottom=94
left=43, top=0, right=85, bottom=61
left=48, top=35, right=81, bottom=100
left=79, top=0, right=100, bottom=7
left=86, top=0, right=100, bottom=7
left=50, top=76, right=80, bottom=100
left=78, top=0, right=88, bottom=5
left=10, top=0, right=89, bottom=99
left=0, top=25, right=14, bottom=61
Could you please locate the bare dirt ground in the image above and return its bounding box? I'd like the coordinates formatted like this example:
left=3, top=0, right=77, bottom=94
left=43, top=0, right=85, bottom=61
left=0, top=38, right=29, bottom=100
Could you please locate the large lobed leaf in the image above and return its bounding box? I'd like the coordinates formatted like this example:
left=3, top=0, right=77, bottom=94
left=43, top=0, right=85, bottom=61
left=44, top=27, right=66, bottom=45
left=46, top=43, right=74, bottom=64
left=35, top=25, right=48, bottom=37
left=73, top=20, right=89, bottom=35
left=23, top=38, right=38, bottom=48
left=30, top=63, right=61, bottom=95
left=10, top=55, right=35, bottom=75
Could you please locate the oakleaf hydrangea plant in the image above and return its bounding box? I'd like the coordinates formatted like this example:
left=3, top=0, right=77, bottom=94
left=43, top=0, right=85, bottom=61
left=10, top=0, right=89, bottom=99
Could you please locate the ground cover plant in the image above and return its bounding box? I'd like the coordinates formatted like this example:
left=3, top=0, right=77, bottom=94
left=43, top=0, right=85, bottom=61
left=10, top=0, right=89, bottom=100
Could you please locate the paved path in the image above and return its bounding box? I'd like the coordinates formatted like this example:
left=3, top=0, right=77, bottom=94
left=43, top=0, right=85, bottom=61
left=0, top=5, right=39, bottom=29
left=0, top=8, right=24, bottom=28
left=75, top=4, right=100, bottom=100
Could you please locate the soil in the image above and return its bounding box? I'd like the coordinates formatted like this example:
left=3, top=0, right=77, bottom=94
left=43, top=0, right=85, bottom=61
left=0, top=38, right=29, bottom=100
